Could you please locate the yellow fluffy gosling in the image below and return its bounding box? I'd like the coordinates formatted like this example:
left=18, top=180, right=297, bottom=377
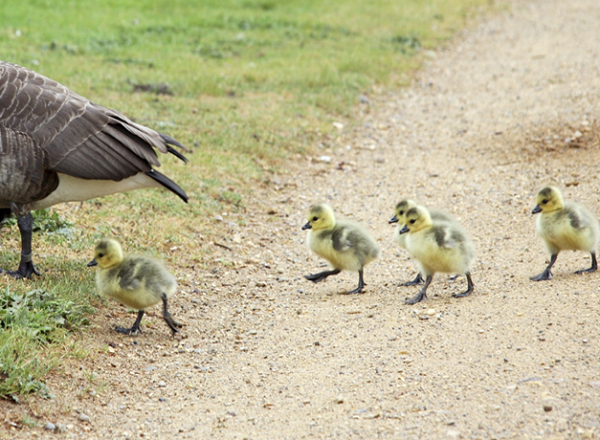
left=400, top=206, right=475, bottom=305
left=302, top=203, right=380, bottom=294
left=88, top=238, right=181, bottom=335
left=531, top=186, right=600, bottom=281
left=389, top=199, right=455, bottom=285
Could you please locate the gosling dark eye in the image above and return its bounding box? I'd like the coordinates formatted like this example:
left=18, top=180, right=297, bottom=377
left=541, top=199, right=548, bottom=205
left=399, top=210, right=404, bottom=215
left=312, top=216, right=318, bottom=221
left=98, top=253, right=104, bottom=258
left=409, top=219, right=416, bottom=224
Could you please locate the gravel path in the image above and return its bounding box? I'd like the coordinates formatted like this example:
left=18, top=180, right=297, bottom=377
left=4, top=0, right=600, bottom=438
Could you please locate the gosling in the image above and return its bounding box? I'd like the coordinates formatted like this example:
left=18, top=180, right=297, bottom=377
left=302, top=203, right=380, bottom=294
left=531, top=186, right=600, bottom=281
left=389, top=199, right=455, bottom=285
left=400, top=206, right=475, bottom=305
left=88, top=238, right=181, bottom=335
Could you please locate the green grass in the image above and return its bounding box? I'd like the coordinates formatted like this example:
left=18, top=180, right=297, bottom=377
left=0, top=0, right=498, bottom=400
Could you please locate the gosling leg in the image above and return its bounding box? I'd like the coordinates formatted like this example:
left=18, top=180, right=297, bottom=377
left=406, top=275, right=432, bottom=305
left=530, top=254, right=558, bottom=281
left=162, top=292, right=182, bottom=335
left=345, top=269, right=365, bottom=295
left=453, top=272, right=474, bottom=298
left=575, top=252, right=598, bottom=274
left=116, top=310, right=145, bottom=335
left=5, top=214, right=41, bottom=279
left=401, top=272, right=423, bottom=286
left=305, top=268, right=341, bottom=283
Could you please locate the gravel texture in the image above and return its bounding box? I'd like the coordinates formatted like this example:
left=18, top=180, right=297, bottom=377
left=3, top=0, right=600, bottom=438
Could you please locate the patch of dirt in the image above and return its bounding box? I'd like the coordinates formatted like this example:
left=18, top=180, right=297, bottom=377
left=3, top=0, right=600, bottom=438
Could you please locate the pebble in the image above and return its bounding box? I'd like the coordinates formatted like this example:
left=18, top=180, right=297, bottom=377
left=319, top=155, right=332, bottom=163
left=158, top=381, right=167, bottom=387
left=45, top=422, right=56, bottom=431
left=335, top=396, right=344, bottom=404
left=543, top=405, right=553, bottom=412
left=78, top=413, right=91, bottom=423
left=426, top=309, right=435, bottom=316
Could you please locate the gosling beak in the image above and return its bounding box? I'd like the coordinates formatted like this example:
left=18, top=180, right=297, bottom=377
left=532, top=205, right=542, bottom=214
left=87, top=259, right=98, bottom=267
left=399, top=225, right=409, bottom=234
left=302, top=221, right=312, bottom=230
left=389, top=215, right=398, bottom=224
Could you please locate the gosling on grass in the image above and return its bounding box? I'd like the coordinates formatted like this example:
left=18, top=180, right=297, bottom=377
left=389, top=199, right=456, bottom=286
left=88, top=238, right=181, bottom=335
left=399, top=206, right=475, bottom=305
left=530, top=186, right=600, bottom=281
left=302, top=203, right=380, bottom=294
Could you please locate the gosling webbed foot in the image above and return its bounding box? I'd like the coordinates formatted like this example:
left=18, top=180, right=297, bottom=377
left=342, top=269, right=366, bottom=295
left=530, top=269, right=552, bottom=281
left=162, top=293, right=182, bottom=336
left=406, top=289, right=427, bottom=305
left=304, top=268, right=341, bottom=283
left=453, top=273, right=474, bottom=298
left=575, top=252, right=597, bottom=274
left=401, top=272, right=424, bottom=286
left=115, top=325, right=141, bottom=335
left=115, top=310, right=144, bottom=335
left=406, top=274, right=432, bottom=305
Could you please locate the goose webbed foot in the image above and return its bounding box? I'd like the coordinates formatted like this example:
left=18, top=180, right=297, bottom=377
left=115, top=310, right=144, bottom=335
left=453, top=273, right=474, bottom=298
left=6, top=260, right=41, bottom=279
left=305, top=268, right=341, bottom=283
left=401, top=272, right=423, bottom=286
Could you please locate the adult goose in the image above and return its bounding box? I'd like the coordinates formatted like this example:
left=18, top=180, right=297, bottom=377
left=0, top=61, right=189, bottom=278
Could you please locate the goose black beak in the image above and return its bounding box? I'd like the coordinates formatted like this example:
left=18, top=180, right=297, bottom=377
left=302, top=222, right=312, bottom=230
left=532, top=205, right=542, bottom=214
left=87, top=259, right=98, bottom=267
left=389, top=215, right=398, bottom=224
left=399, top=225, right=409, bottom=234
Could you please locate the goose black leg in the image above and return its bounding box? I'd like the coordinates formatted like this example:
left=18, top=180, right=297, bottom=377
left=575, top=252, right=598, bottom=274
left=116, top=310, right=145, bottom=335
left=305, top=268, right=341, bottom=283
left=6, top=214, right=41, bottom=279
left=401, top=272, right=423, bottom=286
left=530, top=253, right=558, bottom=281
left=453, top=272, right=474, bottom=298
left=345, top=269, right=365, bottom=295
left=162, top=292, right=182, bottom=335
left=406, top=275, right=432, bottom=305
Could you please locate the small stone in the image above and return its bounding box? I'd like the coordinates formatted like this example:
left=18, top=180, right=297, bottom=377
left=543, top=405, right=553, bottom=412
left=426, top=309, right=435, bottom=316
left=267, top=207, right=277, bottom=215
left=45, top=423, right=56, bottom=431
left=158, top=381, right=167, bottom=387
left=359, top=94, right=370, bottom=104
left=78, top=413, right=91, bottom=423
left=319, top=155, right=332, bottom=163
left=573, top=130, right=583, bottom=138
left=332, top=122, right=344, bottom=130
left=335, top=396, right=344, bottom=404
left=214, top=215, right=224, bottom=222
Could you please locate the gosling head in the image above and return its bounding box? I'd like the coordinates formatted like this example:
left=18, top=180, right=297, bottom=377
left=399, top=206, right=432, bottom=234
left=88, top=238, right=125, bottom=269
left=389, top=199, right=417, bottom=224
left=302, top=203, right=335, bottom=231
left=532, top=186, right=564, bottom=214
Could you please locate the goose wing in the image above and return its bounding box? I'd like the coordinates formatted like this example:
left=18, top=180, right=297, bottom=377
left=0, top=61, right=187, bottom=183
